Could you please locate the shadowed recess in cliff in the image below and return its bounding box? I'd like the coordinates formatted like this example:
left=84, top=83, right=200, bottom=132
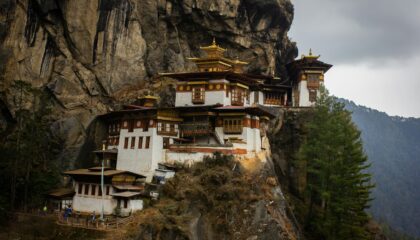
left=93, top=0, right=133, bottom=64
left=40, top=35, right=59, bottom=77
left=24, top=0, right=40, bottom=47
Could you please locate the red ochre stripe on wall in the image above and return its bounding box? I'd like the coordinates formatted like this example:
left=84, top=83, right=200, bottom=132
left=168, top=147, right=247, bottom=155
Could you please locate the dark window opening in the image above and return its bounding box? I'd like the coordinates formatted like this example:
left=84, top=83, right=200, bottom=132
left=91, top=185, right=96, bottom=195
left=84, top=184, right=89, bottom=195
left=78, top=184, right=83, bottom=194
left=124, top=137, right=129, bottom=149
left=131, top=137, right=135, bottom=149
left=145, top=136, right=151, bottom=149
left=138, top=137, right=143, bottom=149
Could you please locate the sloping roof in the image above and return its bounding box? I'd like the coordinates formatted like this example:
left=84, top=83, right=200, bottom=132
left=160, top=71, right=261, bottom=86
left=111, top=191, right=142, bottom=198
left=93, top=149, right=118, bottom=154
left=113, top=185, right=144, bottom=191
left=213, top=105, right=278, bottom=118
left=46, top=188, right=75, bottom=199
left=63, top=169, right=146, bottom=178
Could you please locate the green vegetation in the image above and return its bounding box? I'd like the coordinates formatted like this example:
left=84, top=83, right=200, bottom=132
left=0, top=80, right=62, bottom=219
left=270, top=88, right=375, bottom=239
left=343, top=99, right=420, bottom=238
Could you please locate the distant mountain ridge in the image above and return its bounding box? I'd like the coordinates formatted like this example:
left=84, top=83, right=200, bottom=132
left=340, top=98, right=420, bottom=237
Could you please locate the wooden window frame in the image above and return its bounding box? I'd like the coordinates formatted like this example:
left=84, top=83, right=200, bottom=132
left=138, top=136, right=143, bottom=149
left=128, top=120, right=134, bottom=132
left=309, top=90, right=317, bottom=102
left=223, top=118, right=243, bottom=134
left=231, top=87, right=244, bottom=106
left=143, top=120, right=149, bottom=132
left=124, top=137, right=129, bottom=149
left=91, top=185, right=96, bottom=196
left=78, top=183, right=83, bottom=194
left=192, top=86, right=205, bottom=104
left=145, top=136, right=151, bottom=149
left=130, top=137, right=136, bottom=149
left=84, top=184, right=89, bottom=195
left=163, top=137, right=170, bottom=149
left=307, top=74, right=320, bottom=88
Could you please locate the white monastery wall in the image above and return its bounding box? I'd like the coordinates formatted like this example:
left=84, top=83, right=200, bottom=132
left=298, top=80, right=311, bottom=107
left=73, top=183, right=115, bottom=214
left=117, top=128, right=162, bottom=180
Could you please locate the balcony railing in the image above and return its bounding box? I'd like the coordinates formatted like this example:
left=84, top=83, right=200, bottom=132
left=223, top=126, right=243, bottom=134
left=180, top=122, right=213, bottom=136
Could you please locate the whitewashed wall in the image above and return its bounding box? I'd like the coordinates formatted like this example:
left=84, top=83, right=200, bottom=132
left=117, top=128, right=161, bottom=181
left=72, top=183, right=115, bottom=214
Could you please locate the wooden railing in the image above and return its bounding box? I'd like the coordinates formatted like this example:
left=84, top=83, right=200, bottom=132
left=223, top=126, right=243, bottom=134
left=180, top=122, right=213, bottom=136
left=56, top=213, right=134, bottom=231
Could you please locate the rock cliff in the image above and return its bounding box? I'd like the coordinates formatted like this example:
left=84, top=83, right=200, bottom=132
left=0, top=0, right=297, bottom=168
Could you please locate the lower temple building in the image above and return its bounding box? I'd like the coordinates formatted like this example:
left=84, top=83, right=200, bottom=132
left=63, top=39, right=332, bottom=215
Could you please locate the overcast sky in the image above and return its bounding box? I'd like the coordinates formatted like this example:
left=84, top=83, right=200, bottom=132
left=289, top=0, right=420, bottom=117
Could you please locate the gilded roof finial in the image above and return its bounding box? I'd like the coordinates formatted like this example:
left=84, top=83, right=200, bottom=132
left=212, top=37, right=217, bottom=46
left=301, top=48, right=320, bottom=59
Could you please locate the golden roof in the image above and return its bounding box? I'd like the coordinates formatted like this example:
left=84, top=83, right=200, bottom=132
left=301, top=48, right=320, bottom=59
left=199, top=37, right=227, bottom=53
left=139, top=95, right=159, bottom=100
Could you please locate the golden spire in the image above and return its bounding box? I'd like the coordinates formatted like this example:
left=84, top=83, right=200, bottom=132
left=200, top=37, right=227, bottom=57
left=302, top=48, right=320, bottom=59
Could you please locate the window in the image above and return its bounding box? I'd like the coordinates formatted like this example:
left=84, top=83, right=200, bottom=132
left=264, top=92, right=281, bottom=105
left=223, top=118, right=243, bottom=134
left=145, top=136, right=150, bottom=149
left=307, top=74, right=320, bottom=88
left=124, top=137, right=129, bottom=149
left=309, top=90, right=317, bottom=102
left=131, top=137, right=135, bottom=149
left=192, top=87, right=205, bottom=104
left=106, top=186, right=110, bottom=195
left=84, top=184, right=89, bottom=195
left=78, top=183, right=83, bottom=194
left=143, top=120, right=149, bottom=132
left=231, top=88, right=244, bottom=106
left=91, top=185, right=96, bottom=195
left=138, top=137, right=143, bottom=149
left=158, top=122, right=177, bottom=135
left=254, top=91, right=259, bottom=104
left=163, top=137, right=170, bottom=149
left=123, top=199, right=128, bottom=208
left=98, top=186, right=102, bottom=196
left=128, top=120, right=134, bottom=132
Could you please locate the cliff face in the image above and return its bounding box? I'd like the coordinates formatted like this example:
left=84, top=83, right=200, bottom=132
left=0, top=0, right=297, bottom=168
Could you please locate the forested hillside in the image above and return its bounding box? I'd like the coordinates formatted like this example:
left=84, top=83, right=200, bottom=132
left=342, top=99, right=420, bottom=238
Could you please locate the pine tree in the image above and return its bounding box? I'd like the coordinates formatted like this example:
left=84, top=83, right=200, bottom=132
left=301, top=87, right=374, bottom=240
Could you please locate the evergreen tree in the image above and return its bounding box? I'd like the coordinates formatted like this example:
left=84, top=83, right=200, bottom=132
left=0, top=81, right=62, bottom=216
left=300, top=87, right=374, bottom=240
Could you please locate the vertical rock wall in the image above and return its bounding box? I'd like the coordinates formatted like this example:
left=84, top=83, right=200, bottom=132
left=0, top=0, right=297, bottom=168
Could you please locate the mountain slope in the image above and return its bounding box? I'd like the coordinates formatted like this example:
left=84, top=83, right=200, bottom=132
left=342, top=99, right=420, bottom=237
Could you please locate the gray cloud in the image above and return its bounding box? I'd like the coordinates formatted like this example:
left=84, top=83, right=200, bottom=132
left=289, top=0, right=420, bottom=64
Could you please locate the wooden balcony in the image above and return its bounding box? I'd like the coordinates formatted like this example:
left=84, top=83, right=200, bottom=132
left=264, top=98, right=282, bottom=106
left=223, top=126, right=243, bottom=134
left=157, top=130, right=178, bottom=136
left=180, top=122, right=213, bottom=136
